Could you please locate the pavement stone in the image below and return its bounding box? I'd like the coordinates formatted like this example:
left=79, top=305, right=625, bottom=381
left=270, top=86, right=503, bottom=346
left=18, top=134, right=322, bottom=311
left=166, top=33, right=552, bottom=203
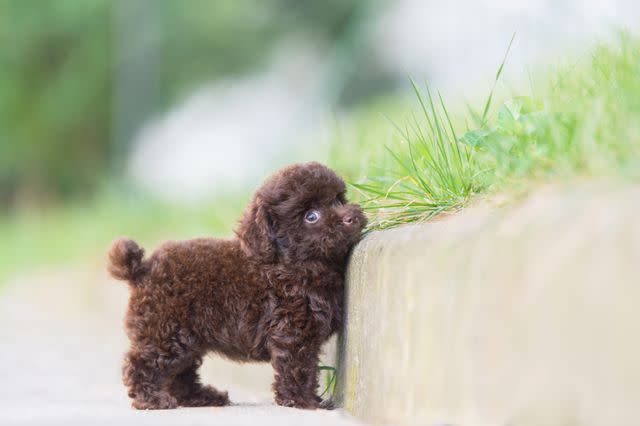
left=0, top=264, right=361, bottom=426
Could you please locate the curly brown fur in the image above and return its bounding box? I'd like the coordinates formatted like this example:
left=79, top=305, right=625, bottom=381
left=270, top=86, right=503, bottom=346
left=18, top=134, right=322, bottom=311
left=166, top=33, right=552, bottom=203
left=108, top=162, right=366, bottom=410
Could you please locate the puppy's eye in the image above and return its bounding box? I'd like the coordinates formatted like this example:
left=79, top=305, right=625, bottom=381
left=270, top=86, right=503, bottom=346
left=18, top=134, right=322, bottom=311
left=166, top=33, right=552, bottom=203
left=304, top=210, right=320, bottom=224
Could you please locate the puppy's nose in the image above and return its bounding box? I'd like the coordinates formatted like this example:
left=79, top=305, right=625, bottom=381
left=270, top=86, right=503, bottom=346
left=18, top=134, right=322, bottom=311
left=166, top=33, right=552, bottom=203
left=342, top=215, right=356, bottom=225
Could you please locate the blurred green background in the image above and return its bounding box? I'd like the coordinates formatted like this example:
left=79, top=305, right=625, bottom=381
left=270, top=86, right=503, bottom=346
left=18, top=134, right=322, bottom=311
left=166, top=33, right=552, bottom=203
left=1, top=0, right=638, bottom=285
left=0, top=0, right=378, bottom=283
left=0, top=0, right=365, bottom=205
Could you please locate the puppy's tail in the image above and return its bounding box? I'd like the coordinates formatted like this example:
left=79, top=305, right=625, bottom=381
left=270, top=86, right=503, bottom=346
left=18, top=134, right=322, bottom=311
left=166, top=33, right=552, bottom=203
left=107, top=237, right=148, bottom=285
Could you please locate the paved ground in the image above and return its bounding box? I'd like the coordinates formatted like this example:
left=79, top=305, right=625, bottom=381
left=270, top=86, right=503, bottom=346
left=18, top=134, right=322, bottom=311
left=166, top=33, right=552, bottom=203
left=0, top=262, right=362, bottom=426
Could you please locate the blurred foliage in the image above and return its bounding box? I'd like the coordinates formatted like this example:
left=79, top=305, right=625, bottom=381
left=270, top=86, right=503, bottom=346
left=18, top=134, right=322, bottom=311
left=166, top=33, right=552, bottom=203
left=0, top=189, right=250, bottom=285
left=0, top=0, right=112, bottom=204
left=325, top=96, right=411, bottom=184
left=0, top=0, right=359, bottom=207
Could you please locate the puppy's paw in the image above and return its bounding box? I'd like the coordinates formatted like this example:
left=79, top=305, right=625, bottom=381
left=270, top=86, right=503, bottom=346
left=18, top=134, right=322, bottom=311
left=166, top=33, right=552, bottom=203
left=319, top=398, right=336, bottom=410
left=132, top=393, right=179, bottom=410
left=275, top=395, right=320, bottom=410
left=179, top=386, right=230, bottom=407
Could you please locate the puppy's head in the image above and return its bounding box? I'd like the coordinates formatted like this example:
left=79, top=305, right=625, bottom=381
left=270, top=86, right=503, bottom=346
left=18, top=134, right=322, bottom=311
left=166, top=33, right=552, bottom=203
left=236, top=162, right=366, bottom=264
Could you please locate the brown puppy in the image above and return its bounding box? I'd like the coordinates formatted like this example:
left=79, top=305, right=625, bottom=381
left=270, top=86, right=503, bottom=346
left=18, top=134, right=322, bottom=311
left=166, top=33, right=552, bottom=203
left=108, top=162, right=366, bottom=410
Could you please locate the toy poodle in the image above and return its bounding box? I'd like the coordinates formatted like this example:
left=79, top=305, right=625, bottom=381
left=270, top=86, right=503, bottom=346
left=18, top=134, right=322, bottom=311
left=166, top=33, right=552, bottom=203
left=107, top=162, right=366, bottom=410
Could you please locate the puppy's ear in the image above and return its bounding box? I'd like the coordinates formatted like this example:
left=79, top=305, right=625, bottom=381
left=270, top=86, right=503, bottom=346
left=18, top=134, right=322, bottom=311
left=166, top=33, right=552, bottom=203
left=236, top=196, right=277, bottom=262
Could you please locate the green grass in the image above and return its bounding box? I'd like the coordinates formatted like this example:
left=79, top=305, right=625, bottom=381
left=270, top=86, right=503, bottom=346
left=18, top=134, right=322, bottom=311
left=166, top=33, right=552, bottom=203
left=318, top=365, right=337, bottom=399
left=350, top=83, right=481, bottom=228
left=350, top=33, right=640, bottom=229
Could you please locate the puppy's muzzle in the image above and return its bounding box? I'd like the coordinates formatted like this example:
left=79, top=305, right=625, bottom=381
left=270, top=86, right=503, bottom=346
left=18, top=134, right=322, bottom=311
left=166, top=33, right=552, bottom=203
left=340, top=205, right=367, bottom=229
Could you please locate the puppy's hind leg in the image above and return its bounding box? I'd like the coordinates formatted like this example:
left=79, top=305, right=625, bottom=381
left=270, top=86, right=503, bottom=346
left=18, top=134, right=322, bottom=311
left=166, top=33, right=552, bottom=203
left=123, top=349, right=179, bottom=410
left=169, top=357, right=230, bottom=407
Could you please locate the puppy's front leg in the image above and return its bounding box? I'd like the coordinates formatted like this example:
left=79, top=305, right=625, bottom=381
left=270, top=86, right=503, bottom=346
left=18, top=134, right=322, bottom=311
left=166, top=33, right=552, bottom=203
left=269, top=336, right=322, bottom=409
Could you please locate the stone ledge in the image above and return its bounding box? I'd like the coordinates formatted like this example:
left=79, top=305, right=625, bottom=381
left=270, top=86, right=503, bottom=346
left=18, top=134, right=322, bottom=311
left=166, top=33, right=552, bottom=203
left=337, top=184, right=640, bottom=426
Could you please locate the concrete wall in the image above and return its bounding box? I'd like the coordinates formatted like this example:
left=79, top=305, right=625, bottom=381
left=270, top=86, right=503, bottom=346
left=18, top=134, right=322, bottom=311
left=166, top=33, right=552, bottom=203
left=337, top=184, right=640, bottom=426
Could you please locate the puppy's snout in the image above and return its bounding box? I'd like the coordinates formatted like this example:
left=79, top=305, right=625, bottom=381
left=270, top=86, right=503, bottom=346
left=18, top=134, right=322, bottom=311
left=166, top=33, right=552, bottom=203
left=342, top=215, right=355, bottom=225
left=338, top=204, right=366, bottom=229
